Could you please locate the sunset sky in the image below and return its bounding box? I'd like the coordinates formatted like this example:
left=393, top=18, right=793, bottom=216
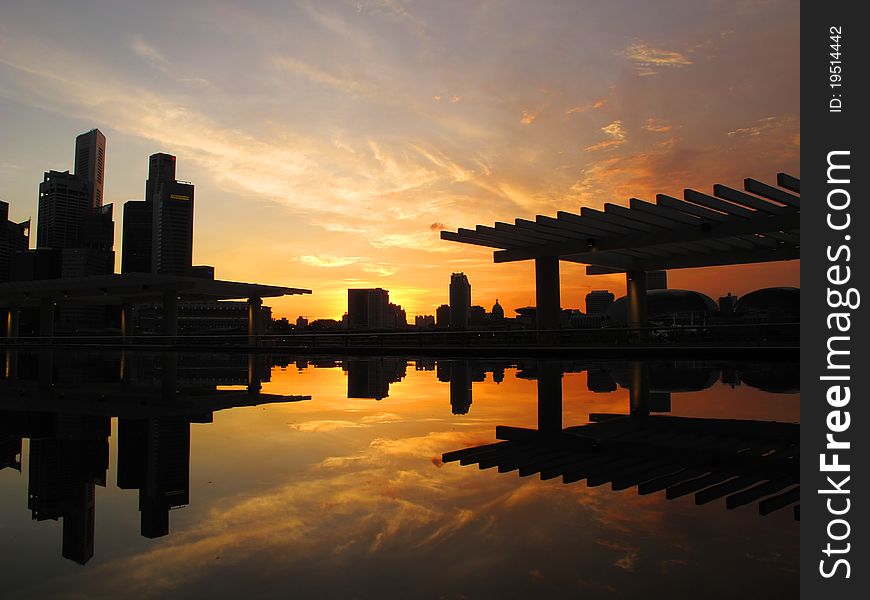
left=0, top=0, right=799, bottom=320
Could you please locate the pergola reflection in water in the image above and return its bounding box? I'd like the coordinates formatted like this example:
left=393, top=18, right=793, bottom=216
left=443, top=360, right=799, bottom=521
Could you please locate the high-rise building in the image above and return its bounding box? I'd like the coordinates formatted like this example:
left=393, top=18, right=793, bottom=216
left=647, top=270, right=668, bottom=291
left=122, top=153, right=178, bottom=274
left=145, top=153, right=177, bottom=202
left=36, top=130, right=114, bottom=279
left=585, top=290, right=615, bottom=315
left=122, top=200, right=153, bottom=273
left=435, top=304, right=451, bottom=329
left=37, top=170, right=89, bottom=250
left=347, top=288, right=390, bottom=330
left=0, top=200, right=30, bottom=282
left=449, top=272, right=471, bottom=330
left=74, top=129, right=106, bottom=209
left=152, top=165, right=194, bottom=275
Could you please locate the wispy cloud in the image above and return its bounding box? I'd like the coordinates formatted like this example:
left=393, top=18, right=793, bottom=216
left=643, top=117, right=672, bottom=133
left=129, top=36, right=167, bottom=66
left=619, top=42, right=692, bottom=76
left=296, top=255, right=363, bottom=268
left=584, top=120, right=627, bottom=152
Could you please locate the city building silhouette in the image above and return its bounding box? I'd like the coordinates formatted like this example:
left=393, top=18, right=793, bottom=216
left=0, top=201, right=29, bottom=283
left=74, top=129, right=106, bottom=210
left=647, top=270, right=668, bottom=291
left=448, top=273, right=471, bottom=330
left=435, top=304, right=450, bottom=330
left=585, top=290, right=615, bottom=315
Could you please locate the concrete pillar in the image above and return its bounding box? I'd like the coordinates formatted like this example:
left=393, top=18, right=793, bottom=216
left=537, top=361, right=563, bottom=432
left=629, top=361, right=650, bottom=416
left=626, top=270, right=648, bottom=329
left=248, top=297, right=263, bottom=346
left=161, top=351, right=178, bottom=401
left=120, top=303, right=133, bottom=339
left=39, top=298, right=55, bottom=339
left=247, top=353, right=263, bottom=394
left=162, top=291, right=178, bottom=338
left=5, top=349, right=18, bottom=381
left=5, top=307, right=20, bottom=338
left=535, top=256, right=561, bottom=330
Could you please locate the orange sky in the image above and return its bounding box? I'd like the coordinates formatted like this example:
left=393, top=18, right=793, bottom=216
left=0, top=1, right=799, bottom=320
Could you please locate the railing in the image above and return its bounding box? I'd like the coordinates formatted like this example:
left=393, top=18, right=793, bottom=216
left=0, top=322, right=799, bottom=349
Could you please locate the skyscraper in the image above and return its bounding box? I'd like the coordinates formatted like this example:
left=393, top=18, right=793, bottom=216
left=586, top=290, right=615, bottom=315
left=35, top=130, right=114, bottom=279
left=74, top=129, right=107, bottom=209
left=37, top=170, right=90, bottom=250
left=121, top=200, right=153, bottom=273
left=145, top=153, right=176, bottom=202
left=347, top=288, right=390, bottom=330
left=0, top=200, right=30, bottom=282
left=449, top=273, right=471, bottom=330
left=647, top=270, right=668, bottom=291
left=150, top=154, right=194, bottom=275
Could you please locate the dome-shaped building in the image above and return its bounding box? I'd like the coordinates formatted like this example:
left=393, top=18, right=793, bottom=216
left=734, top=287, right=799, bottom=322
left=605, top=289, right=718, bottom=327
left=491, top=299, right=505, bottom=320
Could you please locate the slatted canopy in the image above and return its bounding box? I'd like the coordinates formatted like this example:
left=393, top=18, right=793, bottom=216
left=441, top=173, right=800, bottom=275
left=443, top=414, right=800, bottom=520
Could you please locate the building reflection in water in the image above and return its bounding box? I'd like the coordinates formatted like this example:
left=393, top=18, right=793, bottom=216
left=442, top=359, right=800, bottom=521
left=0, top=350, right=309, bottom=564
left=0, top=352, right=798, bottom=567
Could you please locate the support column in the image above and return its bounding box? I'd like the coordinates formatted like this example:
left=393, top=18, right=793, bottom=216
left=248, top=297, right=263, bottom=346
left=161, top=351, right=178, bottom=401
left=629, top=361, right=650, bottom=416
left=5, top=307, right=20, bottom=338
left=626, top=270, right=648, bottom=330
left=39, top=298, right=55, bottom=339
left=120, top=302, right=133, bottom=340
left=247, top=353, right=263, bottom=394
left=162, top=291, right=178, bottom=339
left=537, top=361, right=563, bottom=432
left=535, top=256, right=561, bottom=331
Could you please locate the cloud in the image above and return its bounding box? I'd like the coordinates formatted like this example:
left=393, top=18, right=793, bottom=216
left=584, top=120, right=627, bottom=152
left=619, top=42, right=692, bottom=76
left=727, top=115, right=778, bottom=137
left=271, top=55, right=372, bottom=95
left=296, top=255, right=363, bottom=268
left=129, top=36, right=167, bottom=66
left=643, top=117, right=672, bottom=133
left=361, top=263, right=396, bottom=276
left=520, top=110, right=536, bottom=125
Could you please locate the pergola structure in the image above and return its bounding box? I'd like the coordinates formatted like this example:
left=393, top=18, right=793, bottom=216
left=0, top=273, right=311, bottom=340
left=442, top=173, right=800, bottom=329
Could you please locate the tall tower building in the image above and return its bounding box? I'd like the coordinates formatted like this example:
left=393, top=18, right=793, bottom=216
left=0, top=200, right=30, bottom=282
left=145, top=153, right=176, bottom=202
left=149, top=154, right=194, bottom=275
left=585, top=290, right=615, bottom=315
left=74, top=129, right=106, bottom=209
left=121, top=200, right=153, bottom=273
left=449, top=272, right=471, bottom=330
left=347, top=288, right=390, bottom=330
left=37, top=171, right=90, bottom=250
left=35, top=129, right=114, bottom=279
left=121, top=153, right=175, bottom=274
left=647, top=270, right=668, bottom=291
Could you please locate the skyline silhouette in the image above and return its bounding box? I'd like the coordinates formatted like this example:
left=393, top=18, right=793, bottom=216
left=0, top=1, right=800, bottom=321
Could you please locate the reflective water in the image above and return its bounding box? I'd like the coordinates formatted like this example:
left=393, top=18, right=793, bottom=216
left=0, top=351, right=798, bottom=599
